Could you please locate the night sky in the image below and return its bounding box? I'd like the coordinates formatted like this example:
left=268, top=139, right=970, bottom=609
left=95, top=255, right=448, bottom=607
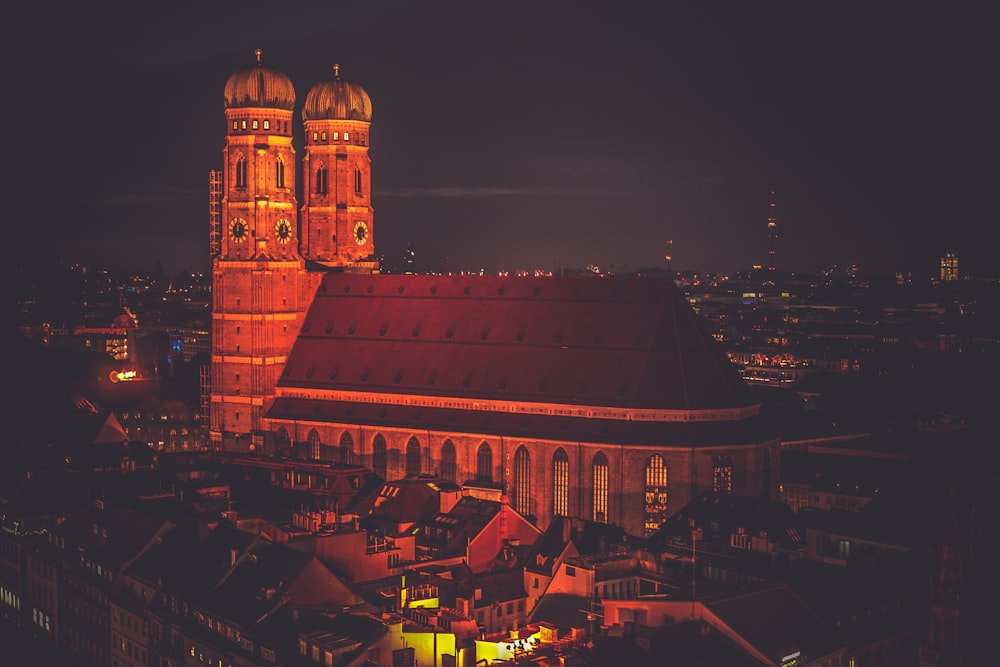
left=12, top=1, right=996, bottom=278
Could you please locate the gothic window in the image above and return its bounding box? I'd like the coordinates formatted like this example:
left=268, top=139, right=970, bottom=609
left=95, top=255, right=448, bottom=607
left=644, top=455, right=668, bottom=536
left=440, top=440, right=456, bottom=482
left=513, top=446, right=531, bottom=516
left=593, top=451, right=609, bottom=523
left=308, top=429, right=321, bottom=461
left=476, top=442, right=492, bottom=482
left=316, top=165, right=328, bottom=195
left=552, top=448, right=569, bottom=517
left=235, top=155, right=247, bottom=188
left=354, top=167, right=363, bottom=196
left=373, top=434, right=387, bottom=479
left=713, top=456, right=733, bottom=493
left=339, top=431, right=354, bottom=465
left=276, top=156, right=285, bottom=188
left=405, top=437, right=421, bottom=476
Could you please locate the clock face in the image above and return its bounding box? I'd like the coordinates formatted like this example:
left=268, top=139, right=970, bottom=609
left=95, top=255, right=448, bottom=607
left=275, top=219, right=292, bottom=244
left=354, top=221, right=368, bottom=245
left=229, top=219, right=247, bottom=242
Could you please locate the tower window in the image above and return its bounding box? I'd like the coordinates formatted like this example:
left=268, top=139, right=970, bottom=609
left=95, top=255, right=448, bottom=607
left=241, top=120, right=247, bottom=130
left=316, top=165, right=328, bottom=195
left=312, top=131, right=319, bottom=141
left=441, top=440, right=456, bottom=482
left=276, top=157, right=285, bottom=188
left=252, top=119, right=258, bottom=130
left=333, top=132, right=339, bottom=141
left=343, top=132, right=350, bottom=141
left=263, top=120, right=270, bottom=130
left=372, top=435, right=387, bottom=479
left=321, top=131, right=327, bottom=141
left=232, top=121, right=238, bottom=130
left=354, top=168, right=363, bottom=196
left=235, top=156, right=247, bottom=189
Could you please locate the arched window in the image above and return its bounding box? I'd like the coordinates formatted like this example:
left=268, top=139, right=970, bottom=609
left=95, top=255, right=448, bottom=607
left=713, top=455, right=733, bottom=494
left=276, top=156, right=285, bottom=188
left=405, top=437, right=421, bottom=476
left=372, top=434, right=387, bottom=479
left=316, top=165, right=328, bottom=195
left=476, top=442, right=492, bottom=482
left=339, top=431, right=354, bottom=465
left=440, top=440, right=457, bottom=481
left=644, top=455, right=669, bottom=536
left=552, top=449, right=569, bottom=517
left=513, top=446, right=530, bottom=516
left=592, top=451, right=609, bottom=523
left=235, top=155, right=247, bottom=188
left=308, top=429, right=321, bottom=461
left=354, top=167, right=363, bottom=195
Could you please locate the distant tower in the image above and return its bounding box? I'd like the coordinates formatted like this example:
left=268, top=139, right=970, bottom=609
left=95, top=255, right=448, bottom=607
left=940, top=253, right=958, bottom=281
left=766, top=191, right=778, bottom=275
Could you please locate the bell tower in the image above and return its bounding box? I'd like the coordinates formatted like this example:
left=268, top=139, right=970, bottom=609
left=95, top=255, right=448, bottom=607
left=300, top=64, right=378, bottom=272
left=210, top=49, right=311, bottom=452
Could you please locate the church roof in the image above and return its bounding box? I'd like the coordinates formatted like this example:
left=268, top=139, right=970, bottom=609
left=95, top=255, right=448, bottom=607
left=276, top=273, right=756, bottom=414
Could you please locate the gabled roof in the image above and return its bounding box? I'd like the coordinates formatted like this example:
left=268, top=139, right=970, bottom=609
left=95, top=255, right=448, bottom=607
left=706, top=584, right=843, bottom=665
left=276, top=274, right=756, bottom=412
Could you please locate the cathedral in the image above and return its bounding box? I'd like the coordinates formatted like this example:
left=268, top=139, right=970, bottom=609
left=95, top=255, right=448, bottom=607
left=210, top=51, right=779, bottom=537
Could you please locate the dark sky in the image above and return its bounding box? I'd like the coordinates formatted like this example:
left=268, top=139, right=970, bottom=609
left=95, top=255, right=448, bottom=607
left=11, top=1, right=997, bottom=278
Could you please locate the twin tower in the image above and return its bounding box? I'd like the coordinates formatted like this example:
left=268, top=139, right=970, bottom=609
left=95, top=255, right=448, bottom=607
left=209, top=50, right=378, bottom=449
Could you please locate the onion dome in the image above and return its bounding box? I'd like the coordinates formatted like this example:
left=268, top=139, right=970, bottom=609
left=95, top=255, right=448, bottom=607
left=224, top=48, right=296, bottom=110
left=302, top=64, right=372, bottom=122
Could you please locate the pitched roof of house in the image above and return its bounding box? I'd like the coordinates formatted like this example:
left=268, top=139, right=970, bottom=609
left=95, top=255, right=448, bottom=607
left=275, top=274, right=756, bottom=413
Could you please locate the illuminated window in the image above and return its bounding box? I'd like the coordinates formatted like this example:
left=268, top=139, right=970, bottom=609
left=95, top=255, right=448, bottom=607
left=440, top=440, right=456, bottom=481
left=316, top=165, right=328, bottom=195
left=312, top=131, right=319, bottom=141
left=476, top=442, right=492, bottom=481
left=344, top=132, right=350, bottom=141
left=552, top=448, right=568, bottom=516
left=373, top=434, right=387, bottom=479
left=592, top=451, right=609, bottom=523
left=354, top=167, right=363, bottom=195
left=339, top=431, right=353, bottom=464
left=263, top=119, right=270, bottom=130
left=232, top=120, right=238, bottom=130
left=713, top=456, right=733, bottom=493
left=644, top=455, right=668, bottom=535
left=405, top=437, right=421, bottom=476
left=308, top=429, right=321, bottom=461
left=513, top=446, right=530, bottom=515
left=241, top=119, right=247, bottom=130
left=235, top=155, right=247, bottom=188
left=321, top=131, right=327, bottom=141
left=276, top=156, right=285, bottom=188
left=252, top=119, right=258, bottom=130
left=333, top=131, right=339, bottom=140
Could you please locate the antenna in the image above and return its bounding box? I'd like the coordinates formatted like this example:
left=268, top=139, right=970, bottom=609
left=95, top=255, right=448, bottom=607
left=766, top=191, right=778, bottom=275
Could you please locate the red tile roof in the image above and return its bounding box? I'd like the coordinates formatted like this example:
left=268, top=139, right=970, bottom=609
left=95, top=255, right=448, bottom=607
left=278, top=274, right=756, bottom=413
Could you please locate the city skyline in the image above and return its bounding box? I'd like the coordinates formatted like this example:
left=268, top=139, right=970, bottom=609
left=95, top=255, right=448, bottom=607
left=12, top=1, right=995, bottom=278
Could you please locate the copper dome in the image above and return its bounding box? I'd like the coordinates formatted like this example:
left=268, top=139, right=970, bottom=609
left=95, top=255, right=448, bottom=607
left=302, top=64, right=372, bottom=122
left=224, top=49, right=296, bottom=110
